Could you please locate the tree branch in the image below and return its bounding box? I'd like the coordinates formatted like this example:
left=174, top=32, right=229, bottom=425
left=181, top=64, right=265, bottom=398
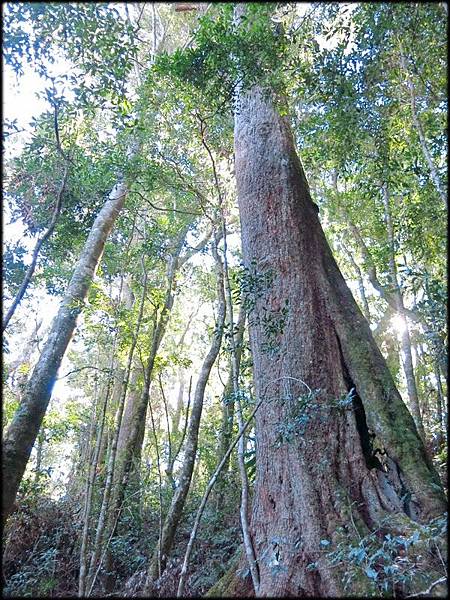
left=130, top=188, right=201, bottom=216
left=176, top=395, right=264, bottom=597
left=3, top=104, right=71, bottom=333
left=405, top=576, right=446, bottom=597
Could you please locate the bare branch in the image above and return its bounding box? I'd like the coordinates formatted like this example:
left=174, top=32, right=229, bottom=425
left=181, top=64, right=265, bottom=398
left=405, top=576, right=446, bottom=597
left=177, top=395, right=264, bottom=597
left=3, top=161, right=69, bottom=333
left=130, top=188, right=201, bottom=216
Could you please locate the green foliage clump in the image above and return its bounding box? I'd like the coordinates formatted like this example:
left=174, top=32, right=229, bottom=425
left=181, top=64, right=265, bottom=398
left=325, top=515, right=447, bottom=596
left=155, top=3, right=288, bottom=115
left=3, top=495, right=80, bottom=598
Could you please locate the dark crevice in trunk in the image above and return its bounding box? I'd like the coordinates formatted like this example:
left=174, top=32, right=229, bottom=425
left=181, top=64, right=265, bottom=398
left=334, top=331, right=417, bottom=519
left=394, top=461, right=413, bottom=518
left=352, top=397, right=385, bottom=472
left=336, top=335, right=384, bottom=472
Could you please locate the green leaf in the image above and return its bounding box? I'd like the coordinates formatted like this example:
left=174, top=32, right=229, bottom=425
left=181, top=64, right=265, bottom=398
left=365, top=567, right=378, bottom=580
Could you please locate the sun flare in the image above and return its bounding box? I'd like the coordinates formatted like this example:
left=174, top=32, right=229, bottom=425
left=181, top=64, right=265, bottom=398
left=391, top=314, right=408, bottom=335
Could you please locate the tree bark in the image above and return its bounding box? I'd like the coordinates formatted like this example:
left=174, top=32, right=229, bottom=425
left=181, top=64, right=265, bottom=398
left=340, top=198, right=429, bottom=441
left=112, top=243, right=183, bottom=509
left=171, top=370, right=186, bottom=441
left=33, top=429, right=44, bottom=485
left=168, top=311, right=197, bottom=465
left=220, top=216, right=259, bottom=593
left=3, top=180, right=127, bottom=523
left=433, top=361, right=446, bottom=449
left=166, top=375, right=192, bottom=494
left=115, top=361, right=141, bottom=472
left=78, top=346, right=117, bottom=597
left=177, top=395, right=264, bottom=597
left=214, top=304, right=246, bottom=511
left=7, top=318, right=43, bottom=400
left=233, top=78, right=445, bottom=596
left=339, top=239, right=371, bottom=323
left=115, top=226, right=210, bottom=499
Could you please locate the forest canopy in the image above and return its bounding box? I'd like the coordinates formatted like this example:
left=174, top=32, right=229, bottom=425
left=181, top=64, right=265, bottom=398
left=2, top=2, right=447, bottom=598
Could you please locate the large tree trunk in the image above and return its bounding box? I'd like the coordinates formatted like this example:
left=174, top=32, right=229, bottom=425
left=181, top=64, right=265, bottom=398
left=2, top=181, right=127, bottom=523
left=233, top=82, right=446, bottom=596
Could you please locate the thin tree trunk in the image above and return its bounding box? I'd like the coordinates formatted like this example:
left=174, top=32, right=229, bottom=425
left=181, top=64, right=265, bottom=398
left=85, top=262, right=147, bottom=596
left=145, top=236, right=226, bottom=587
left=399, top=51, right=446, bottom=206
left=344, top=212, right=448, bottom=394
left=171, top=370, right=185, bottom=446
left=147, top=386, right=165, bottom=580
left=414, top=343, right=430, bottom=431
left=434, top=361, right=445, bottom=448
left=33, top=430, right=44, bottom=485
left=7, top=318, right=43, bottom=399
left=220, top=214, right=259, bottom=593
left=382, top=184, right=425, bottom=440
left=232, top=62, right=445, bottom=596
left=113, top=246, right=182, bottom=510
left=214, top=304, right=246, bottom=511
left=339, top=239, right=371, bottom=323
left=170, top=311, right=196, bottom=438
left=2, top=111, right=69, bottom=334
left=78, top=346, right=117, bottom=597
left=338, top=190, right=429, bottom=441
left=84, top=365, right=127, bottom=596
left=115, top=360, right=141, bottom=473
left=159, top=374, right=172, bottom=481
left=116, top=226, right=208, bottom=499
left=177, top=396, right=264, bottom=597
left=3, top=180, right=127, bottom=523
left=166, top=375, right=192, bottom=492
left=165, top=314, right=197, bottom=487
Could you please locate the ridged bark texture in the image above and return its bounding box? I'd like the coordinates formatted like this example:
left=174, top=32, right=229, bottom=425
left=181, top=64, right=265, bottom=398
left=3, top=182, right=127, bottom=522
left=234, top=85, right=446, bottom=596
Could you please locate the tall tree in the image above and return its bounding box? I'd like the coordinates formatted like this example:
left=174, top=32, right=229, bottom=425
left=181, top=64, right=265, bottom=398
left=3, top=179, right=128, bottom=522
left=228, top=7, right=446, bottom=596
